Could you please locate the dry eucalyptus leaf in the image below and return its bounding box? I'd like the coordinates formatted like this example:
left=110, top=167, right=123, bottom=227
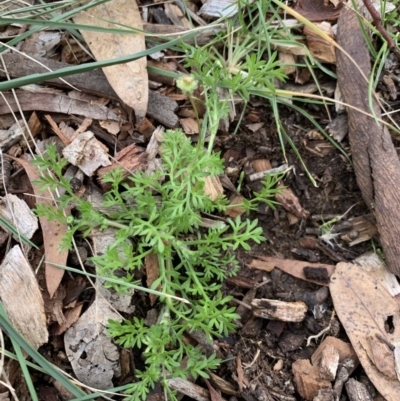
left=146, top=252, right=160, bottom=307
left=330, top=262, right=400, bottom=401
left=11, top=156, right=69, bottom=298
left=74, top=0, right=148, bottom=120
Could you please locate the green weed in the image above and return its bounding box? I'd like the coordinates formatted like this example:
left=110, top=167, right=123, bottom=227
left=33, top=129, right=282, bottom=400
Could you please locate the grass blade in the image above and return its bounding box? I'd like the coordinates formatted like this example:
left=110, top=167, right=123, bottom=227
left=0, top=302, right=87, bottom=398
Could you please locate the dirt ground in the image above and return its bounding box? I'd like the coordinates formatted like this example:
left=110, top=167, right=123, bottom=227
left=209, top=101, right=378, bottom=401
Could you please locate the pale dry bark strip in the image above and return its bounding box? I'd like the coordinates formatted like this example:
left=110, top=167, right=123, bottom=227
left=336, top=8, right=400, bottom=276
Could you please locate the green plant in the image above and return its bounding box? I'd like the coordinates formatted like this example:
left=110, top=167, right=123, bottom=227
left=33, top=129, right=281, bottom=400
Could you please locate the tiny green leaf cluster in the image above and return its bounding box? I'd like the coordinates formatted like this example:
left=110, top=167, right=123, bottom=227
left=33, top=130, right=281, bottom=400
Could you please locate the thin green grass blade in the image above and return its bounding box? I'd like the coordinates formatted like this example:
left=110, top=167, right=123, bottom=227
left=304, top=56, right=331, bottom=120
left=0, top=302, right=87, bottom=398
left=0, top=347, right=45, bottom=372
left=0, top=30, right=198, bottom=91
left=2, top=1, right=86, bottom=18
left=0, top=346, right=134, bottom=400
left=49, top=263, right=190, bottom=303
left=368, top=42, right=388, bottom=126
left=0, top=216, right=39, bottom=249
left=0, top=0, right=117, bottom=52
left=0, top=18, right=140, bottom=34
left=11, top=339, right=39, bottom=401
left=70, top=384, right=137, bottom=401
left=287, top=102, right=352, bottom=165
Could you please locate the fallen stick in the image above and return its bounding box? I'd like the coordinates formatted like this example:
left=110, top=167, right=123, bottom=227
left=336, top=7, right=400, bottom=276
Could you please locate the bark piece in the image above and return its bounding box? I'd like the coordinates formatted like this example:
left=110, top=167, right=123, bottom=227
left=167, top=378, right=225, bottom=401
left=292, top=359, right=331, bottom=401
left=0, top=53, right=118, bottom=99
left=62, top=131, right=111, bottom=177
left=208, top=372, right=238, bottom=396
left=304, top=22, right=336, bottom=64
left=279, top=52, right=296, bottom=75
left=326, top=114, right=348, bottom=142
left=204, top=175, right=223, bottom=201
left=164, top=3, right=191, bottom=28
left=225, top=195, right=246, bottom=218
left=146, top=252, right=160, bottom=307
left=64, top=296, right=122, bottom=390
left=251, top=299, right=308, bottom=322
left=89, top=188, right=135, bottom=313
left=0, top=194, right=38, bottom=244
left=274, top=184, right=309, bottom=218
left=147, top=90, right=179, bottom=128
left=0, top=245, right=48, bottom=349
left=0, top=120, right=26, bottom=152
left=142, top=23, right=224, bottom=45
left=0, top=53, right=178, bottom=127
left=313, top=389, right=336, bottom=401
left=336, top=7, right=400, bottom=276
left=279, top=333, right=306, bottom=353
left=96, top=143, right=147, bottom=190
left=345, top=215, right=378, bottom=246
left=294, top=0, right=343, bottom=21
left=180, top=117, right=199, bottom=135
left=0, top=91, right=121, bottom=121
left=199, top=0, right=238, bottom=18
left=345, top=378, right=373, bottom=401
left=313, top=344, right=339, bottom=381
left=311, top=337, right=358, bottom=372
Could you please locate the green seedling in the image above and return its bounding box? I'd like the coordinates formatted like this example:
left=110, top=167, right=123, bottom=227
left=33, top=129, right=282, bottom=400
left=319, top=205, right=356, bottom=247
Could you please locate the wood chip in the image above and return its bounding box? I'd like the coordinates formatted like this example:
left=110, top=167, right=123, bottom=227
left=0, top=245, right=48, bottom=349
left=180, top=117, right=199, bottom=135
left=304, top=22, right=336, bottom=64
left=252, top=299, right=308, bottom=322
left=292, top=359, right=332, bottom=400
left=62, top=131, right=111, bottom=176
left=204, top=175, right=223, bottom=201
left=0, top=194, right=38, bottom=244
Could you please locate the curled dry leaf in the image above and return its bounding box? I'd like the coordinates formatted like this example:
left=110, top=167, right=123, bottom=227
left=74, top=0, right=148, bottom=120
left=274, top=184, right=309, bottom=219
left=249, top=255, right=335, bottom=286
